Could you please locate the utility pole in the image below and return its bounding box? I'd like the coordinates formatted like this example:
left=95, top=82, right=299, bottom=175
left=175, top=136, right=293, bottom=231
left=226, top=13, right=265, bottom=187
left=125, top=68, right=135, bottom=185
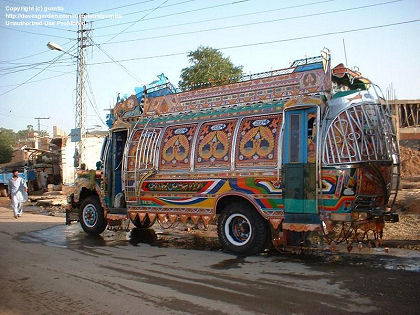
left=34, top=117, right=50, bottom=132
left=74, top=13, right=92, bottom=168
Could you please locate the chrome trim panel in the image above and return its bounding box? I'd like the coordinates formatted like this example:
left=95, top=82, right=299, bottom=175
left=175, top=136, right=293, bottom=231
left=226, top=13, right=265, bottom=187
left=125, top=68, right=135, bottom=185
left=322, top=102, right=395, bottom=165
left=231, top=116, right=243, bottom=171
left=190, top=121, right=204, bottom=172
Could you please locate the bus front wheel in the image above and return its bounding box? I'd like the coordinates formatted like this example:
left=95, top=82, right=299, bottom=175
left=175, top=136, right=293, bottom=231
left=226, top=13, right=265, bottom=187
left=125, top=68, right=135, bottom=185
left=79, top=196, right=107, bottom=235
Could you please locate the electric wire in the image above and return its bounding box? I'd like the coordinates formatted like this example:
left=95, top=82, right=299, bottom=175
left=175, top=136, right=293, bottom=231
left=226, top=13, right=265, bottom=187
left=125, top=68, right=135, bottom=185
left=86, top=19, right=420, bottom=66
left=100, top=0, right=403, bottom=45
left=85, top=70, right=106, bottom=126
left=103, top=0, right=171, bottom=43
left=93, top=0, right=250, bottom=30
left=0, top=58, right=74, bottom=70
left=0, top=42, right=78, bottom=96
left=0, top=56, right=75, bottom=70
left=0, top=50, right=77, bottom=75
left=0, top=50, right=52, bottom=63
left=0, top=25, right=74, bottom=39
left=92, top=39, right=144, bottom=83
left=0, top=72, right=73, bottom=88
left=90, top=0, right=157, bottom=14
left=90, top=0, right=198, bottom=22
left=0, top=64, right=75, bottom=76
left=94, top=0, right=336, bottom=38
left=0, top=39, right=75, bottom=63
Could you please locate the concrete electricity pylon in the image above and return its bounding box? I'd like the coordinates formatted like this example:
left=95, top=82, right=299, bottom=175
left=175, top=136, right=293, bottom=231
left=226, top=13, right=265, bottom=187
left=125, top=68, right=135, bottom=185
left=74, top=13, right=92, bottom=167
left=34, top=117, right=50, bottom=132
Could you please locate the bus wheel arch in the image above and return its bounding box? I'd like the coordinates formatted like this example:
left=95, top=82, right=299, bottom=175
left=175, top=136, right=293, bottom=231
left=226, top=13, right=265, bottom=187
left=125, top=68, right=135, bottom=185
left=215, top=194, right=270, bottom=255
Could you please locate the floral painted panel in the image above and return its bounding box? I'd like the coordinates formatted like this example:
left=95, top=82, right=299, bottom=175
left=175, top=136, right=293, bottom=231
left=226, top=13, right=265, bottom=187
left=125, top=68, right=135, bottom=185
left=235, top=114, right=282, bottom=167
left=159, top=124, right=198, bottom=170
left=195, top=119, right=238, bottom=169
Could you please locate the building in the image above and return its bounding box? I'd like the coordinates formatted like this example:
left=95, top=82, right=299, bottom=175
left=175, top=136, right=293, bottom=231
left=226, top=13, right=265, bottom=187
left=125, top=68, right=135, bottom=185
left=57, top=130, right=107, bottom=185
left=391, top=99, right=420, bottom=141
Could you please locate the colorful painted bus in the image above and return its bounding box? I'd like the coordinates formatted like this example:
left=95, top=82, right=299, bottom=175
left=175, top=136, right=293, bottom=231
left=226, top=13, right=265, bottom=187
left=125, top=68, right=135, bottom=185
left=67, top=51, right=400, bottom=254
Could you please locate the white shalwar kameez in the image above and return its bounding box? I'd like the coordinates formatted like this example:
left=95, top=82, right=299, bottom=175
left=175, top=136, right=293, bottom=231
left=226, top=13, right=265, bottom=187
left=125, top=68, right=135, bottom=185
left=8, top=177, right=27, bottom=218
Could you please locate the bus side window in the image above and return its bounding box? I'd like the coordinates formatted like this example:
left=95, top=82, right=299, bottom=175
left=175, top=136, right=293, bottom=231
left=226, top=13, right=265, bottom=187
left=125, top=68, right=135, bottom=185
left=99, top=136, right=109, bottom=162
left=307, top=117, right=315, bottom=139
left=307, top=115, right=316, bottom=163
left=289, top=114, right=300, bottom=163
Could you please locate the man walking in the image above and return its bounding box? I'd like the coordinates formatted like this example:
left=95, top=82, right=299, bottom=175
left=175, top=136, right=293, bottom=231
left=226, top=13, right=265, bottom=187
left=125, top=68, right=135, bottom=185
left=7, top=169, right=28, bottom=219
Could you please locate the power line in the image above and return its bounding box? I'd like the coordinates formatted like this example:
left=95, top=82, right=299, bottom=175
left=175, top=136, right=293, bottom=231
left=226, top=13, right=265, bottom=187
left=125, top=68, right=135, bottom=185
left=0, top=53, right=77, bottom=75
left=0, top=72, right=73, bottom=88
left=0, top=42, right=78, bottom=96
left=0, top=62, right=77, bottom=75
left=94, top=0, right=250, bottom=30
left=86, top=19, right=420, bottom=66
left=92, top=40, right=144, bottom=83
left=90, top=0, right=197, bottom=22
left=34, top=23, right=77, bottom=32
left=0, top=64, right=75, bottom=76
left=0, top=58, right=74, bottom=69
left=0, top=25, right=74, bottom=39
left=0, top=58, right=73, bottom=70
left=0, top=55, right=76, bottom=70
left=94, top=0, right=335, bottom=38
left=0, top=50, right=51, bottom=63
left=103, top=0, right=171, bottom=43
left=0, top=39, right=75, bottom=63
left=85, top=70, right=106, bottom=126
left=90, top=0, right=158, bottom=14
left=100, top=0, right=403, bottom=45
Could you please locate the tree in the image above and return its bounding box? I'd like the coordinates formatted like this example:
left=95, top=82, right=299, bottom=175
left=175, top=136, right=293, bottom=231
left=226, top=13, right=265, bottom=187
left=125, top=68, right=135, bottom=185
left=17, top=125, right=49, bottom=139
left=0, top=128, right=15, bottom=163
left=178, top=46, right=243, bottom=91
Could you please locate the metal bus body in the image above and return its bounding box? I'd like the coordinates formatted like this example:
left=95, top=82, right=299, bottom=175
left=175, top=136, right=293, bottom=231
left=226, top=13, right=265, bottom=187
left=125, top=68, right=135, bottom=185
left=67, top=52, right=400, bottom=254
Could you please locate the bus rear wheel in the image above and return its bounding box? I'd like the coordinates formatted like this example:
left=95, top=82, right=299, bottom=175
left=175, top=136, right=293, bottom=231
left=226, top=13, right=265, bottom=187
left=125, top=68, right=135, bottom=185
left=79, top=196, right=107, bottom=235
left=217, top=202, right=268, bottom=255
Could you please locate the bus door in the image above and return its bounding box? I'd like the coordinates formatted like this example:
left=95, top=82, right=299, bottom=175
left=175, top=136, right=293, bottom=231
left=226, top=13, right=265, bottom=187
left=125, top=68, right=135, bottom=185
left=103, top=130, right=127, bottom=208
left=282, top=107, right=318, bottom=221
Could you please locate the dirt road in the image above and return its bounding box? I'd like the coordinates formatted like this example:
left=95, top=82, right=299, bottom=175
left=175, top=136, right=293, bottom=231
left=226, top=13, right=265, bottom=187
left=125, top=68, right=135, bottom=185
left=0, top=202, right=419, bottom=314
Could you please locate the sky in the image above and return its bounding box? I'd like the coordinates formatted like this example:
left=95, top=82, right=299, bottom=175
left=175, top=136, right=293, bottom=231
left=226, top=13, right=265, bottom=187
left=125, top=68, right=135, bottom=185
left=0, top=0, right=419, bottom=135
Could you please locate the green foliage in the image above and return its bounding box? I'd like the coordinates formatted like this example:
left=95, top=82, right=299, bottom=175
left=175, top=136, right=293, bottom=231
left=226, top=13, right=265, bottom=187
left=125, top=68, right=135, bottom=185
left=38, top=130, right=49, bottom=137
left=179, top=46, right=243, bottom=91
left=0, top=126, right=49, bottom=164
left=0, top=128, right=15, bottom=163
left=17, top=125, right=48, bottom=139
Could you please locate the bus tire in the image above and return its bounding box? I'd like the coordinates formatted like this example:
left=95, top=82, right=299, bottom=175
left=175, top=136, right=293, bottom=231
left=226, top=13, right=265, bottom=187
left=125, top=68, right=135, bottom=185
left=79, top=196, right=107, bottom=235
left=217, top=202, right=268, bottom=255
left=130, top=215, right=156, bottom=229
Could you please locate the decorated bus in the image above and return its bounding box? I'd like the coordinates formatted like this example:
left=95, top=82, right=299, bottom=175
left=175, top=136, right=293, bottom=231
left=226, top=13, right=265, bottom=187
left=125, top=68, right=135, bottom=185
left=67, top=51, right=400, bottom=255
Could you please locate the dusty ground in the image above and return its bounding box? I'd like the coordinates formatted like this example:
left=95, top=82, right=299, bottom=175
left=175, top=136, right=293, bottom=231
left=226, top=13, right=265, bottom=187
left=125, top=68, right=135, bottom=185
left=0, top=197, right=420, bottom=314
left=399, top=146, right=420, bottom=178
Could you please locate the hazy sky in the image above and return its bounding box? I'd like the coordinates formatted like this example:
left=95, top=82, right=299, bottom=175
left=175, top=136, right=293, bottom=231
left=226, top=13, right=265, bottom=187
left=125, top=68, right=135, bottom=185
left=0, top=0, right=419, bottom=134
